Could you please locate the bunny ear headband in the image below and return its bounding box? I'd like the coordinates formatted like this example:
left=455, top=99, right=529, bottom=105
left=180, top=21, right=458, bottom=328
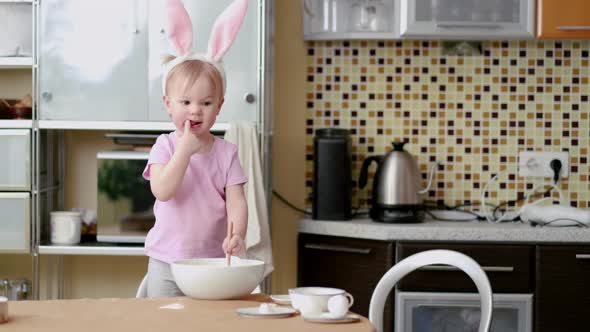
left=162, top=0, right=249, bottom=96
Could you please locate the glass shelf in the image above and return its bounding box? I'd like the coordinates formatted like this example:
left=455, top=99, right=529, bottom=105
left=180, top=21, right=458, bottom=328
left=38, top=241, right=145, bottom=256
left=0, top=57, right=33, bottom=69
left=38, top=120, right=230, bottom=132
left=0, top=120, right=33, bottom=128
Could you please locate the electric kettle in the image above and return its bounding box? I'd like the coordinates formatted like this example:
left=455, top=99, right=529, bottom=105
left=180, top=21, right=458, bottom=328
left=359, top=142, right=436, bottom=223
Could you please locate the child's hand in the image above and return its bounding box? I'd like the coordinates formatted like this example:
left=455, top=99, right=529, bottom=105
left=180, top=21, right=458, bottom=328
left=176, top=120, right=201, bottom=156
left=223, top=234, right=246, bottom=257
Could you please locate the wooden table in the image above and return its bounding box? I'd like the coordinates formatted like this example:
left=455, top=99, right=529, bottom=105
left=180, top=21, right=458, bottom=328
left=4, top=294, right=375, bottom=331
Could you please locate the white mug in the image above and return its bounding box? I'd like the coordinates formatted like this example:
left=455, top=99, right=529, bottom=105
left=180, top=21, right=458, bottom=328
left=50, top=211, right=81, bottom=245
left=288, top=287, right=354, bottom=316
left=327, top=294, right=354, bottom=317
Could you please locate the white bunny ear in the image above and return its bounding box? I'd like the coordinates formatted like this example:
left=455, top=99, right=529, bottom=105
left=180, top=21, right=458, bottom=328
left=166, top=0, right=193, bottom=56
left=206, top=0, right=249, bottom=62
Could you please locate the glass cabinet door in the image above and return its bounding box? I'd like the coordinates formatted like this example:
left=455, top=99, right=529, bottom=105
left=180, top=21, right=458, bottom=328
left=38, top=0, right=149, bottom=121
left=148, top=0, right=259, bottom=124
left=0, top=193, right=30, bottom=253
left=0, top=130, right=30, bottom=191
left=400, top=0, right=534, bottom=39
left=303, top=0, right=399, bottom=40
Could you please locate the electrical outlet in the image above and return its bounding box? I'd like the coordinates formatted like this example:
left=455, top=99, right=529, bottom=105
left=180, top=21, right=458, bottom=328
left=518, top=151, right=569, bottom=178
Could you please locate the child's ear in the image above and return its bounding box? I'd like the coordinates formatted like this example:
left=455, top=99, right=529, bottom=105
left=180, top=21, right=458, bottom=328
left=216, top=97, right=225, bottom=114
left=163, top=95, right=172, bottom=113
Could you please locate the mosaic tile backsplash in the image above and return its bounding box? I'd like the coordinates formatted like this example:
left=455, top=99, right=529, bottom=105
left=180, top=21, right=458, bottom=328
left=305, top=40, right=590, bottom=210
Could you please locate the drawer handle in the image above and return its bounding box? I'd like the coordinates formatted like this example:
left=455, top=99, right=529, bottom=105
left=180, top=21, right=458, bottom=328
left=436, top=23, right=503, bottom=30
left=575, top=254, right=590, bottom=260
left=304, top=244, right=372, bottom=255
left=557, top=26, right=590, bottom=31
left=419, top=265, right=514, bottom=273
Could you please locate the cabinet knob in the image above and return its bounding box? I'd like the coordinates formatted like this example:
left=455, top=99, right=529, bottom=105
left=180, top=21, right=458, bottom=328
left=160, top=28, right=165, bottom=34
left=133, top=29, right=140, bottom=34
left=41, top=92, right=52, bottom=102
left=244, top=93, right=256, bottom=104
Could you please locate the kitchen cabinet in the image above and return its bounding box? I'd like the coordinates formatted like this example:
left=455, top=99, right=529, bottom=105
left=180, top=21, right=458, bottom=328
left=537, top=0, right=590, bottom=39
left=0, top=129, right=31, bottom=191
left=38, top=0, right=149, bottom=122
left=399, top=0, right=535, bottom=40
left=148, top=0, right=259, bottom=124
left=0, top=1, right=34, bottom=255
left=38, top=0, right=260, bottom=125
left=397, top=242, right=535, bottom=293
left=303, top=0, right=401, bottom=40
left=535, top=245, right=590, bottom=332
left=0, top=192, right=30, bottom=253
left=0, top=0, right=33, bottom=62
left=298, top=233, right=395, bottom=331
left=396, top=242, right=534, bottom=332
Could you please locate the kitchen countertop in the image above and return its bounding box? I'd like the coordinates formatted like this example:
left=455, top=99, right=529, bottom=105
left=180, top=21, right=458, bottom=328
left=299, top=211, right=590, bottom=244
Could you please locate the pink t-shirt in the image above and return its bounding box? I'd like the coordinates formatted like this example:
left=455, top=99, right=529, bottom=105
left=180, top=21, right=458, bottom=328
left=142, top=133, right=247, bottom=263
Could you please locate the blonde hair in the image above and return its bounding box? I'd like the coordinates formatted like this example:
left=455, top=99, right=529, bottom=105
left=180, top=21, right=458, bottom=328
left=162, top=55, right=224, bottom=101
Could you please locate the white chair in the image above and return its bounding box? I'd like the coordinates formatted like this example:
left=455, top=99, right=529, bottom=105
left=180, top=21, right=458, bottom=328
left=368, top=249, right=493, bottom=332
left=136, top=274, right=148, bottom=298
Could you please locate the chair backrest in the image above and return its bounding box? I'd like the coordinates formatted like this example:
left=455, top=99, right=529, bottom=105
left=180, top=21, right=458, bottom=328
left=368, top=249, right=493, bottom=332
left=136, top=274, right=148, bottom=298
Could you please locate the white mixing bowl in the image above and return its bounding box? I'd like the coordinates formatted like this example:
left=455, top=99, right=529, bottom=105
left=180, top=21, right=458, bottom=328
left=171, top=257, right=265, bottom=300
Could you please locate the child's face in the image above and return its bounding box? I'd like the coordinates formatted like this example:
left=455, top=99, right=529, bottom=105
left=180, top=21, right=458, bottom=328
left=163, top=74, right=223, bottom=136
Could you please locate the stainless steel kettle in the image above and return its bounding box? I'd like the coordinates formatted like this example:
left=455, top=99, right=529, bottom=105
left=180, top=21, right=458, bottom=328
left=359, top=142, right=436, bottom=223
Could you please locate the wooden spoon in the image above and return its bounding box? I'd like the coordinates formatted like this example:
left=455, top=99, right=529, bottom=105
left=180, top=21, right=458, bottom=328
left=226, top=221, right=234, bottom=267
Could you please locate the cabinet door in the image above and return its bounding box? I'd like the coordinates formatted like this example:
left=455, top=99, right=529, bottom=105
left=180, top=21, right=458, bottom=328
left=0, top=130, right=30, bottom=191
left=400, top=0, right=535, bottom=39
left=397, top=242, right=535, bottom=293
left=38, top=0, right=148, bottom=121
left=537, top=0, right=590, bottom=39
left=303, top=0, right=400, bottom=40
left=0, top=192, right=30, bottom=253
left=536, top=245, right=590, bottom=332
left=298, top=233, right=395, bottom=331
left=0, top=1, right=32, bottom=57
left=148, top=0, right=259, bottom=123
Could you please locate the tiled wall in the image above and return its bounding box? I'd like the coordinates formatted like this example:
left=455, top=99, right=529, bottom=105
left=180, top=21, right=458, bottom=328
left=305, top=40, right=590, bottom=210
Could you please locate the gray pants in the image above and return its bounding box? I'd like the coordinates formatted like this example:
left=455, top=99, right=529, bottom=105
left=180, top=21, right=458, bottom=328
left=147, top=257, right=185, bottom=298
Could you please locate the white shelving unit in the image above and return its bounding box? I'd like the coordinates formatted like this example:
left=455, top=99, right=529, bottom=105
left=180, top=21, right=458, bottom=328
left=0, top=119, right=33, bottom=128
left=38, top=244, right=144, bottom=256
left=38, top=120, right=229, bottom=132
left=0, top=0, right=274, bottom=299
left=0, top=57, right=33, bottom=69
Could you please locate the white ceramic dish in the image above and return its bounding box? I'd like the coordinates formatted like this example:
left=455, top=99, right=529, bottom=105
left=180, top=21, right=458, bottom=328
left=270, top=294, right=291, bottom=305
left=302, top=312, right=360, bottom=324
left=236, top=306, right=297, bottom=318
left=171, top=257, right=264, bottom=300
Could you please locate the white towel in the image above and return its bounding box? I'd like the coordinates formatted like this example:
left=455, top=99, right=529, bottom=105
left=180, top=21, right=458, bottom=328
left=224, top=121, right=274, bottom=278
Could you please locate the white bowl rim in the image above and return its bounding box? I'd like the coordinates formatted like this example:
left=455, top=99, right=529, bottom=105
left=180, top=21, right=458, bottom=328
left=288, top=287, right=346, bottom=296
left=172, top=257, right=264, bottom=268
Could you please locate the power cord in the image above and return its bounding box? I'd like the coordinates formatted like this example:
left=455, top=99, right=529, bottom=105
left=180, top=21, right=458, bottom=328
left=528, top=217, right=589, bottom=228
left=272, top=190, right=368, bottom=218
left=272, top=190, right=311, bottom=215
left=495, top=158, right=563, bottom=219
left=423, top=201, right=492, bottom=221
